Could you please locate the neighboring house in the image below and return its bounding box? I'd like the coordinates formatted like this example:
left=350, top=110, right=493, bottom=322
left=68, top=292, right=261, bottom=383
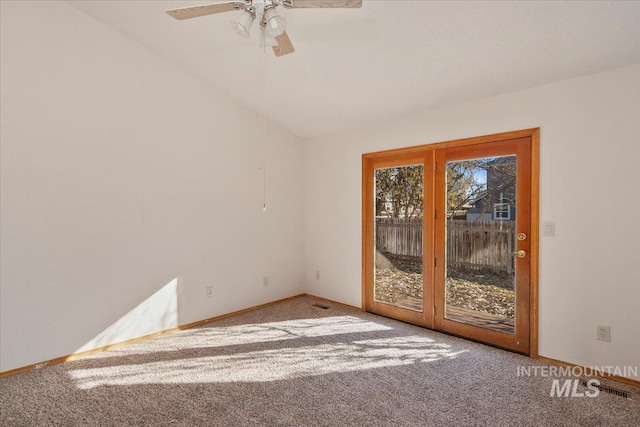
left=466, top=196, right=516, bottom=221
left=466, top=157, right=516, bottom=221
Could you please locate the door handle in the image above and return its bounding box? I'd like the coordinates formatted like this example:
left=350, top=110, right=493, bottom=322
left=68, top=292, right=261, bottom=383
left=513, top=250, right=526, bottom=258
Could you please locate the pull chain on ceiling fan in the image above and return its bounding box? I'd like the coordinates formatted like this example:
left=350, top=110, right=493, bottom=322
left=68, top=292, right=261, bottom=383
left=166, top=0, right=363, bottom=57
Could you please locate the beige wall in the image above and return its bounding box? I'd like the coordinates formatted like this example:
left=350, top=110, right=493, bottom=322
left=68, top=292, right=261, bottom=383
left=304, top=64, right=640, bottom=380
left=0, top=1, right=305, bottom=372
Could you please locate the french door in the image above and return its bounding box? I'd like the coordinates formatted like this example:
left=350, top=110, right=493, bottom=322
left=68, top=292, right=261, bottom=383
left=363, top=129, right=538, bottom=355
left=362, top=151, right=435, bottom=326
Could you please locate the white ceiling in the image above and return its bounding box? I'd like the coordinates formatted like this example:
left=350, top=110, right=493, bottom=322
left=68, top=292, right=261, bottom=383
left=68, top=1, right=640, bottom=140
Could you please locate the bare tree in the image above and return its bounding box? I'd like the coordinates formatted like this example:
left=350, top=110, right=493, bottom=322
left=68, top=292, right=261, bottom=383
left=374, top=157, right=516, bottom=220
left=447, top=157, right=516, bottom=218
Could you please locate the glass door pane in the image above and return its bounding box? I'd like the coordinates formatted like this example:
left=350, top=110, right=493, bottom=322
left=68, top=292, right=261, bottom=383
left=444, top=156, right=516, bottom=333
left=374, top=165, right=424, bottom=312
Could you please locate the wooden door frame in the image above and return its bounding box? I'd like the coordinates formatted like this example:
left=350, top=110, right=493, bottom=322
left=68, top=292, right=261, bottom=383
left=362, top=128, right=539, bottom=357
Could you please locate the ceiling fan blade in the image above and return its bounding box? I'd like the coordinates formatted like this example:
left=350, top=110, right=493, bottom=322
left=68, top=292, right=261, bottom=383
left=281, top=0, right=362, bottom=8
left=272, top=31, right=295, bottom=57
left=166, top=1, right=247, bottom=20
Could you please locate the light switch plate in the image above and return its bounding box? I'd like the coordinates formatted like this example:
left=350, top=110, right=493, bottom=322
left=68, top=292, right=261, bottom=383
left=543, top=221, right=555, bottom=237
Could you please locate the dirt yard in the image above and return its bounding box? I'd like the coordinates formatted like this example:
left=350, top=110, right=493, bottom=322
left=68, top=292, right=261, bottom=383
left=374, top=253, right=515, bottom=319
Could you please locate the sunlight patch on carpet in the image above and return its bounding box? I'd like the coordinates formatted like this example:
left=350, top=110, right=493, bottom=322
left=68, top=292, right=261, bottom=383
left=69, top=317, right=467, bottom=389
left=83, top=315, right=392, bottom=359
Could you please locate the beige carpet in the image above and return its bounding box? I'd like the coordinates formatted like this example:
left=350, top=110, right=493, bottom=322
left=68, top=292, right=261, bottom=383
left=1, top=295, right=638, bottom=426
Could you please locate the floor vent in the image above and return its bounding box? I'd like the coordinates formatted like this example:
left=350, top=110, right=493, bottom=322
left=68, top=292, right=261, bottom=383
left=580, top=380, right=630, bottom=399
left=312, top=303, right=330, bottom=310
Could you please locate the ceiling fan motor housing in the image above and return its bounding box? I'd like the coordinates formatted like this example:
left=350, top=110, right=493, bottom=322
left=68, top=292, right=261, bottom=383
left=254, top=0, right=267, bottom=18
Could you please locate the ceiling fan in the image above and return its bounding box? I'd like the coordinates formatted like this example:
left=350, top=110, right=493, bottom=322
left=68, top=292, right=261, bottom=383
left=166, top=0, right=363, bottom=57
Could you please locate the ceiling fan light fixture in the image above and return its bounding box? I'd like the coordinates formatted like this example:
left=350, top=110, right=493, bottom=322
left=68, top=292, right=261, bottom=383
left=263, top=7, right=287, bottom=38
left=167, top=0, right=364, bottom=58
left=231, top=9, right=256, bottom=38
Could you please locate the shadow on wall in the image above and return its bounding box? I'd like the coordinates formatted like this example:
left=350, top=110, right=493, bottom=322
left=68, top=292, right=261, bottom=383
left=74, top=278, right=179, bottom=353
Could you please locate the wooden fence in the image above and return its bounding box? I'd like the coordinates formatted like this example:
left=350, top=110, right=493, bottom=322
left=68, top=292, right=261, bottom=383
left=375, top=218, right=515, bottom=273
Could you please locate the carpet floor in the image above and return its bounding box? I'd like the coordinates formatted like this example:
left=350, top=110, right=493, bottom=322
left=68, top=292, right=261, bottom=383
left=1, top=295, right=638, bottom=426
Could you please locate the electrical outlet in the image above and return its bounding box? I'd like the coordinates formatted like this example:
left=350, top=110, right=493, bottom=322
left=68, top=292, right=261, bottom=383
left=263, top=276, right=269, bottom=287
left=206, top=286, right=213, bottom=298
left=315, top=270, right=320, bottom=280
left=597, top=325, right=611, bottom=342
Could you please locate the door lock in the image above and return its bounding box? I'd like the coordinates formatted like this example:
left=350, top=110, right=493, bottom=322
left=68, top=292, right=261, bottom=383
left=513, top=250, right=526, bottom=258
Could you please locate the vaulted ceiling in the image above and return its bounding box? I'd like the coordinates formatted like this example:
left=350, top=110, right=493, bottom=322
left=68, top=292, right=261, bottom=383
left=69, top=1, right=640, bottom=139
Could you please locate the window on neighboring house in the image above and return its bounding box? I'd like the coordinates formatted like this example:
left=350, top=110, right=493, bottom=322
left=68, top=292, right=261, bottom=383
left=493, top=203, right=511, bottom=220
